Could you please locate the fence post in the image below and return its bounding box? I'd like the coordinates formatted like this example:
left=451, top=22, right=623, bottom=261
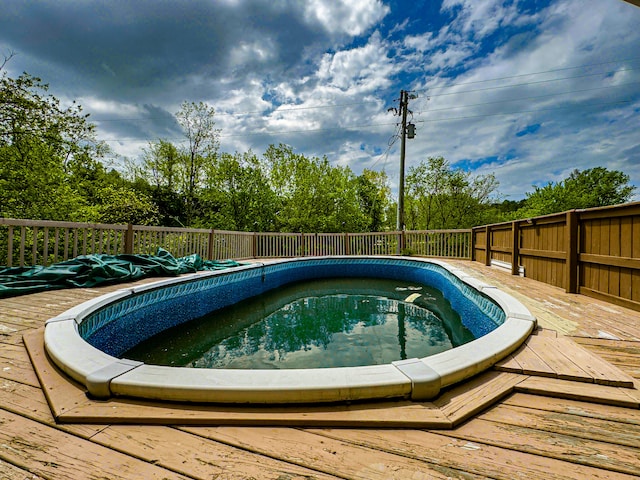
left=344, top=233, right=350, bottom=255
left=511, top=221, right=520, bottom=275
left=565, top=210, right=579, bottom=293
left=484, top=225, right=491, bottom=266
left=396, top=230, right=406, bottom=255
left=470, top=229, right=475, bottom=261
left=124, top=224, right=134, bottom=254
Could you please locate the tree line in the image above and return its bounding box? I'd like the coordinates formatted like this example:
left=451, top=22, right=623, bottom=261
left=1, top=68, right=635, bottom=232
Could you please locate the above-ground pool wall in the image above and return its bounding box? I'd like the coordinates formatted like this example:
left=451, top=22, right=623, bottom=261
left=81, top=257, right=505, bottom=358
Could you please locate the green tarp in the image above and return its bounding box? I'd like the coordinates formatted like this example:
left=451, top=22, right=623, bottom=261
left=0, top=248, right=243, bottom=298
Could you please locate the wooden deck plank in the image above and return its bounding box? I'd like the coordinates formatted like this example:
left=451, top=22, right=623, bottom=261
left=0, top=376, right=107, bottom=439
left=441, top=417, right=640, bottom=477
left=180, top=426, right=487, bottom=480
left=507, top=343, right=557, bottom=377
left=433, top=371, right=527, bottom=425
left=0, top=408, right=191, bottom=480
left=308, top=427, right=632, bottom=480
left=504, top=393, right=640, bottom=426
left=552, top=336, right=636, bottom=386
left=0, top=457, right=46, bottom=480
left=525, top=335, right=593, bottom=382
left=516, top=376, right=640, bottom=408
left=492, top=353, right=523, bottom=372
left=478, top=402, right=640, bottom=448
left=91, top=425, right=341, bottom=480
left=571, top=337, right=640, bottom=377
left=0, top=341, right=41, bottom=387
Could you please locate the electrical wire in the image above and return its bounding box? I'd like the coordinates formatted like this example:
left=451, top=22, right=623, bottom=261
left=414, top=81, right=640, bottom=115
left=90, top=58, right=640, bottom=124
left=414, top=67, right=638, bottom=99
left=417, top=57, right=640, bottom=91
left=414, top=99, right=632, bottom=124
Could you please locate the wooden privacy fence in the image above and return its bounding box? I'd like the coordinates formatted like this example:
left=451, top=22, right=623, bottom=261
left=0, top=218, right=472, bottom=268
left=472, top=201, right=640, bottom=312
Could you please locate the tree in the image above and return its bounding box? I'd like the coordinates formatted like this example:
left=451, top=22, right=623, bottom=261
left=356, top=169, right=391, bottom=231
left=405, top=157, right=499, bottom=229
left=516, top=167, right=635, bottom=218
left=0, top=71, right=107, bottom=220
left=264, top=144, right=368, bottom=232
left=175, top=101, right=220, bottom=226
left=136, top=140, right=184, bottom=226
left=94, top=185, right=160, bottom=225
left=200, top=151, right=278, bottom=231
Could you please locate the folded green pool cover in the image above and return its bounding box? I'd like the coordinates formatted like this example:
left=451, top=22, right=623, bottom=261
left=0, top=248, right=243, bottom=298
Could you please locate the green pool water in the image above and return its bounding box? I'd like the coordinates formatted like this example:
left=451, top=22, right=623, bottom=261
left=124, top=277, right=475, bottom=369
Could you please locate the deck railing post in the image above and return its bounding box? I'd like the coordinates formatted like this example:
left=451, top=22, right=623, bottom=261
left=207, top=229, right=215, bottom=261
left=511, top=221, right=520, bottom=275
left=252, top=232, right=258, bottom=258
left=344, top=232, right=350, bottom=256
left=566, top=210, right=579, bottom=293
left=124, top=224, right=134, bottom=254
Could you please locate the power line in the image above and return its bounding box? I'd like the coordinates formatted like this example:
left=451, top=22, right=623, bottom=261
left=418, top=56, right=640, bottom=91
left=415, top=99, right=633, bottom=124
left=415, top=67, right=638, bottom=99
left=414, top=81, right=640, bottom=115
left=97, top=95, right=636, bottom=145
left=89, top=58, right=640, bottom=124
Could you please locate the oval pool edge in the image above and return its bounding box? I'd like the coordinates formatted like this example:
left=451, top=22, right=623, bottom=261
left=44, top=256, right=536, bottom=404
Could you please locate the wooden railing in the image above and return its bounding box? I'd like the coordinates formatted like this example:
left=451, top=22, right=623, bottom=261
left=4, top=202, right=640, bottom=312
left=471, top=201, right=640, bottom=312
left=0, top=218, right=472, bottom=267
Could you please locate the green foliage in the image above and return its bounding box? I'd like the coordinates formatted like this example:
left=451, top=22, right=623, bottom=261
left=264, top=144, right=369, bottom=232
left=516, top=167, right=635, bottom=218
left=0, top=71, right=108, bottom=221
left=200, top=151, right=278, bottom=231
left=175, top=101, right=220, bottom=226
left=94, top=185, right=160, bottom=225
left=357, top=169, right=391, bottom=232
left=405, top=157, right=499, bottom=229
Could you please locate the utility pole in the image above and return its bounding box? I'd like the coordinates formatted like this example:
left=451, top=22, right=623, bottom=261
left=389, top=89, right=416, bottom=252
left=397, top=89, right=409, bottom=233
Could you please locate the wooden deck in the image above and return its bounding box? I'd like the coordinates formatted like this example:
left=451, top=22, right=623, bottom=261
left=1, top=259, right=640, bottom=479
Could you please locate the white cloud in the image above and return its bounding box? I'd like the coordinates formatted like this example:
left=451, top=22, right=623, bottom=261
left=315, top=32, right=392, bottom=91
left=441, top=0, right=520, bottom=40
left=304, top=0, right=389, bottom=36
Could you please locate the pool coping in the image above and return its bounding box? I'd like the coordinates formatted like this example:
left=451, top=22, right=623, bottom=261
left=43, top=256, right=537, bottom=404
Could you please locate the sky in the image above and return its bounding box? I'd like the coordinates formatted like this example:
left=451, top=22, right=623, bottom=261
left=2, top=0, right=640, bottom=201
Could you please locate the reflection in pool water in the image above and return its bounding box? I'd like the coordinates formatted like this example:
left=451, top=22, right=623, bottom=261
left=124, top=278, right=475, bottom=369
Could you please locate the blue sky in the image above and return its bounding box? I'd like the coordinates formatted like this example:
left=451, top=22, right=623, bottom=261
left=2, top=0, right=640, bottom=201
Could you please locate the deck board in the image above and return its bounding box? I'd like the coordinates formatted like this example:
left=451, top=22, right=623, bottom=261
left=91, top=425, right=342, bottom=480
left=180, top=426, right=487, bottom=480
left=308, top=427, right=631, bottom=480
left=2, top=260, right=640, bottom=478
left=442, top=417, right=640, bottom=477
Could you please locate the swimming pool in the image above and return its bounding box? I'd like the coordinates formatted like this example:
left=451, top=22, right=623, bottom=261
left=44, top=256, right=536, bottom=404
